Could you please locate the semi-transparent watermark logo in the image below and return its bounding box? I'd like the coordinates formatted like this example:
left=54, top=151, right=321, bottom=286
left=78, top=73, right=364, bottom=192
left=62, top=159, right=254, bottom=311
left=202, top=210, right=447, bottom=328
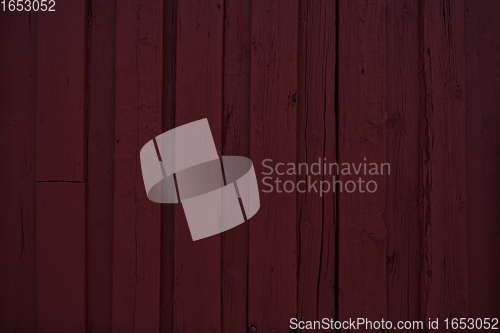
left=140, top=119, right=260, bottom=241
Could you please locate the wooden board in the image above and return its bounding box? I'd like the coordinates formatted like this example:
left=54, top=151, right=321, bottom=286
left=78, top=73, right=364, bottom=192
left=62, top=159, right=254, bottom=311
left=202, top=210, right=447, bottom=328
left=385, top=0, right=421, bottom=327
left=338, top=0, right=388, bottom=326
left=420, top=0, right=469, bottom=321
left=36, top=183, right=86, bottom=332
left=465, top=0, right=500, bottom=319
left=113, top=0, right=164, bottom=331
left=0, top=11, right=37, bottom=333
left=173, top=0, right=223, bottom=331
left=160, top=0, right=177, bottom=331
left=297, top=0, right=336, bottom=329
left=221, top=0, right=251, bottom=331
left=0, top=2, right=498, bottom=331
left=248, top=0, right=299, bottom=330
left=87, top=0, right=116, bottom=331
left=35, top=3, right=89, bottom=331
left=36, top=0, right=86, bottom=182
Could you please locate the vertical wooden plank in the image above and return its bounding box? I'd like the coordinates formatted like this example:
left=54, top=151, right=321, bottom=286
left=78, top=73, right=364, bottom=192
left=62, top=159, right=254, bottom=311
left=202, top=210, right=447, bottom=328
left=221, top=0, right=251, bottom=331
left=338, top=0, right=388, bottom=327
left=36, top=1, right=87, bottom=182
left=36, top=183, right=86, bottom=332
left=465, top=0, right=500, bottom=319
left=35, top=1, right=88, bottom=331
left=113, top=0, right=164, bottom=331
left=174, top=0, right=223, bottom=331
left=248, top=0, right=298, bottom=330
left=385, top=0, right=421, bottom=328
left=0, top=11, right=37, bottom=333
left=297, top=0, right=336, bottom=330
left=160, top=0, right=177, bottom=331
left=420, top=0, right=469, bottom=322
left=87, top=0, right=116, bottom=331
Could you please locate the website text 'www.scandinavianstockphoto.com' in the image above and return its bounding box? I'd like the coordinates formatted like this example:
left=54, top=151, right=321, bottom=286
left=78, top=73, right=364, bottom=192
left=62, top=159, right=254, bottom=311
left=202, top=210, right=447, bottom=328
left=260, top=158, right=390, bottom=195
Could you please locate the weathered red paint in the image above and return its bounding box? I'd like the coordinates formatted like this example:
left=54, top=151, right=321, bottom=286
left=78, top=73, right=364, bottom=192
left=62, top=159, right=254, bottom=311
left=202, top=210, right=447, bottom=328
left=0, top=11, right=37, bottom=333
left=338, top=2, right=388, bottom=329
left=112, top=0, right=164, bottom=331
left=87, top=0, right=115, bottom=332
left=0, top=1, right=498, bottom=332
left=297, top=1, right=336, bottom=331
left=173, top=1, right=224, bottom=332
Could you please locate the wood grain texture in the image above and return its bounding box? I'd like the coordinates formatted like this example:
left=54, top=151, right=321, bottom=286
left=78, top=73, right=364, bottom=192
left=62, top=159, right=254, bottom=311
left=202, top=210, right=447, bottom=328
left=248, top=0, right=298, bottom=331
left=385, top=0, right=421, bottom=328
left=0, top=2, right=499, bottom=331
left=36, top=1, right=87, bottom=182
left=297, top=0, right=336, bottom=330
left=113, top=0, right=164, bottom=331
left=36, top=183, right=86, bottom=332
left=465, top=0, right=500, bottom=319
left=0, top=11, right=37, bottom=333
left=87, top=0, right=116, bottom=331
left=419, top=0, right=469, bottom=322
left=173, top=0, right=224, bottom=332
left=160, top=0, right=177, bottom=331
left=221, top=0, right=251, bottom=331
left=35, top=3, right=89, bottom=331
left=338, top=0, right=388, bottom=327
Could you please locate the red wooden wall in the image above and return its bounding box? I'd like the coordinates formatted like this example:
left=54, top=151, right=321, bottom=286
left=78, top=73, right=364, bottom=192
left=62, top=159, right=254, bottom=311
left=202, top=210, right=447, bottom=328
left=0, top=0, right=499, bottom=332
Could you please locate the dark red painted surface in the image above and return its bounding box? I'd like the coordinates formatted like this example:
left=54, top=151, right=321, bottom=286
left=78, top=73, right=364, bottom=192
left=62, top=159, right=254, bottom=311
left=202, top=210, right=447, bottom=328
left=465, top=0, right=500, bottom=321
left=112, top=0, right=164, bottom=331
left=338, top=1, right=388, bottom=325
left=0, top=1, right=499, bottom=332
left=174, top=0, right=224, bottom=331
left=0, top=10, right=37, bottom=333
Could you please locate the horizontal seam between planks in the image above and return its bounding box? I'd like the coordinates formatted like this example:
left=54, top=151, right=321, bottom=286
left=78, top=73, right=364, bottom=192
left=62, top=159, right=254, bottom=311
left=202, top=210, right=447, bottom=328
left=37, top=180, right=85, bottom=183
